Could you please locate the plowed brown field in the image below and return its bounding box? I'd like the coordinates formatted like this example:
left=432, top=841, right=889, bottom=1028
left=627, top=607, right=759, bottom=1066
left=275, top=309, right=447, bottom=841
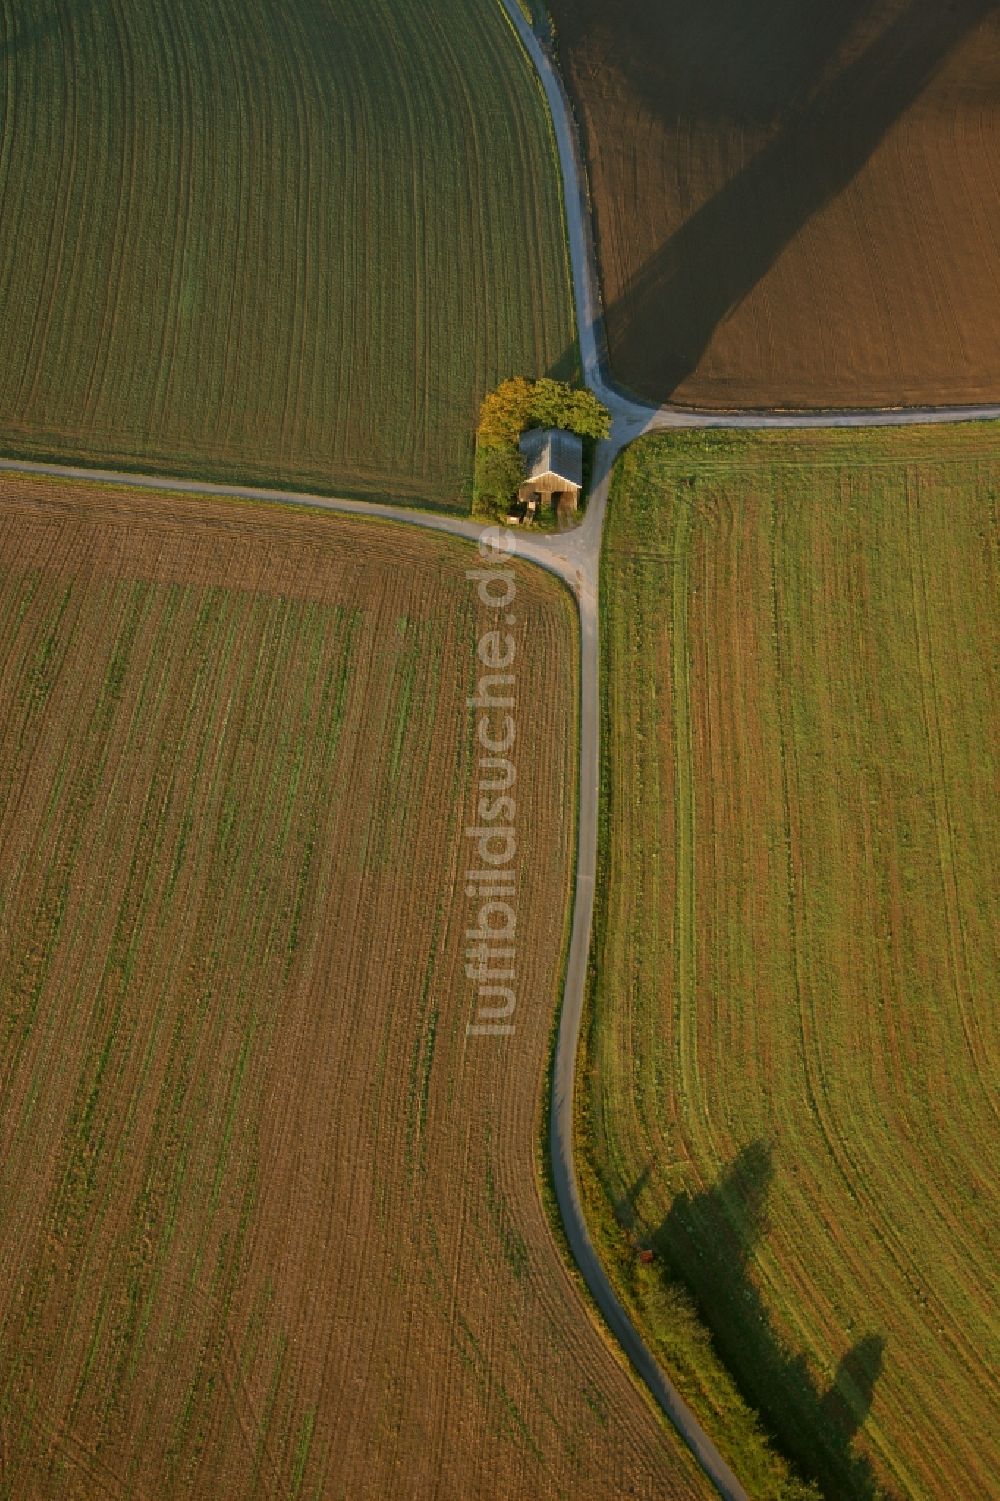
left=0, top=475, right=709, bottom=1500
left=548, top=0, right=1000, bottom=408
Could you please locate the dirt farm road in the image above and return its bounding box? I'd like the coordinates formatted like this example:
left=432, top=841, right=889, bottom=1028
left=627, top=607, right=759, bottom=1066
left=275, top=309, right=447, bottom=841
left=3, top=5, right=1000, bottom=1497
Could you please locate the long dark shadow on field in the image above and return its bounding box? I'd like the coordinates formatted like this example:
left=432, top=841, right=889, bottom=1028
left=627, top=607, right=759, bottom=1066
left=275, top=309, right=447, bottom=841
left=599, top=0, right=995, bottom=397
left=614, top=1161, right=654, bottom=1231
left=643, top=1142, right=888, bottom=1499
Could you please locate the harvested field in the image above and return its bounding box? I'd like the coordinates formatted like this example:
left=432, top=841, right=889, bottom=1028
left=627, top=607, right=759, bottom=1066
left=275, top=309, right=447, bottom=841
left=589, top=427, right=1000, bottom=1498
left=548, top=0, right=1000, bottom=408
left=0, top=474, right=711, bottom=1500
left=0, top=0, right=575, bottom=508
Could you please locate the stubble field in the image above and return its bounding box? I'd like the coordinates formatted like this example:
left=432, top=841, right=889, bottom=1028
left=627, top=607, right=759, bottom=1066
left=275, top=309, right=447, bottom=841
left=0, top=475, right=710, bottom=1500
left=588, top=427, right=999, bottom=1498
left=547, top=0, right=1000, bottom=408
left=0, top=0, right=574, bottom=507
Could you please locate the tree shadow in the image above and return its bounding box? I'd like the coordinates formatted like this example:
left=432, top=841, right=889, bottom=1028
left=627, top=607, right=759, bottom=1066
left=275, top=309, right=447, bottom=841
left=545, top=341, right=580, bottom=385
left=643, top=1142, right=888, bottom=1498
left=613, top=1160, right=654, bottom=1232
left=558, top=0, right=879, bottom=130
left=554, top=0, right=996, bottom=401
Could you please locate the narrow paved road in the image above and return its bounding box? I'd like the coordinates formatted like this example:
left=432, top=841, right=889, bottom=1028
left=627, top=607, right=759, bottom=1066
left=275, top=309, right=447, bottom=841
left=0, top=455, right=582, bottom=591
left=3, top=10, right=997, bottom=1497
left=496, top=2, right=1000, bottom=1497
left=498, top=0, right=1000, bottom=437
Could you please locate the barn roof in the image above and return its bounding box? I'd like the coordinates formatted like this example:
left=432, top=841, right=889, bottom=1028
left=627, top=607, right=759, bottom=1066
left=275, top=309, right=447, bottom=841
left=519, top=427, right=583, bottom=489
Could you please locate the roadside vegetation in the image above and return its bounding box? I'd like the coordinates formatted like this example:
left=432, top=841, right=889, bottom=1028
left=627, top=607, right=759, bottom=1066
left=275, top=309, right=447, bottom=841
left=515, top=0, right=550, bottom=34
left=0, top=0, right=575, bottom=508
left=587, top=426, right=999, bottom=1499
left=0, top=472, right=713, bottom=1500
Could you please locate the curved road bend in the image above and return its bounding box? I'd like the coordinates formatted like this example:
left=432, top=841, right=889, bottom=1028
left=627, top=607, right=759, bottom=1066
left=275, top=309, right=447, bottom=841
left=0, top=448, right=742, bottom=1496
left=0, top=455, right=585, bottom=594
left=496, top=0, right=1000, bottom=1496
left=498, top=0, right=1000, bottom=434
left=0, top=452, right=747, bottom=1498
left=3, top=9, right=998, bottom=1496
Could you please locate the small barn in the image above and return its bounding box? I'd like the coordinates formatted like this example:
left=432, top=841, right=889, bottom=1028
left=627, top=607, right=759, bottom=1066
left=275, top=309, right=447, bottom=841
left=517, top=427, right=583, bottom=516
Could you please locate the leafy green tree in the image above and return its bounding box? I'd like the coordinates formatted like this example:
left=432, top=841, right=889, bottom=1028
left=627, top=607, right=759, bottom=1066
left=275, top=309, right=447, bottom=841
left=472, top=377, right=609, bottom=516
left=527, top=377, right=610, bottom=439
left=473, top=440, right=525, bottom=518
left=477, top=377, right=534, bottom=445
left=477, top=377, right=610, bottom=445
left=564, top=385, right=612, bottom=439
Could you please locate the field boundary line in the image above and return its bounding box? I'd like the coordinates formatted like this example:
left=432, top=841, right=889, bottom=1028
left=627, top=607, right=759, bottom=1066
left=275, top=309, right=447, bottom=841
left=495, top=2, right=998, bottom=1497
left=0, top=444, right=746, bottom=1496
left=5, top=9, right=997, bottom=1488
left=496, top=0, right=1000, bottom=434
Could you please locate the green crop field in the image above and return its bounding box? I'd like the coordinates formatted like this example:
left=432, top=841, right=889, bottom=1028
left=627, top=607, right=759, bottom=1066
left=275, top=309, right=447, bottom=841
left=0, top=0, right=575, bottom=508
left=587, top=427, right=999, bottom=1499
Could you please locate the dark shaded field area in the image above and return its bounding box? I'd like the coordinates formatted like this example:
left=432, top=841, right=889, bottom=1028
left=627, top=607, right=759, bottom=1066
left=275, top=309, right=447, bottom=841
left=548, top=0, right=1000, bottom=408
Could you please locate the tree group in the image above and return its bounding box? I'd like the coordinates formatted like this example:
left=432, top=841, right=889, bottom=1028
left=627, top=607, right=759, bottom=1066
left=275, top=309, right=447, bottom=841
left=477, top=377, right=610, bottom=446
left=472, top=377, right=610, bottom=519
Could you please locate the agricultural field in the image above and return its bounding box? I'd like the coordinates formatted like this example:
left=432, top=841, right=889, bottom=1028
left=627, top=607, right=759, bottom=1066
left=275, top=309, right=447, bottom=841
left=0, top=474, right=711, bottom=1500
left=0, top=0, right=575, bottom=508
left=589, top=427, right=999, bottom=1498
left=547, top=0, right=1000, bottom=408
